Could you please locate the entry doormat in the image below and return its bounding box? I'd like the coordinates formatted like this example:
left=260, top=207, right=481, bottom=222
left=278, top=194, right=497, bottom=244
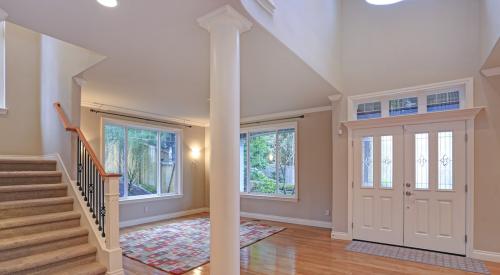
left=346, top=241, right=489, bottom=274
left=120, top=217, right=285, bottom=274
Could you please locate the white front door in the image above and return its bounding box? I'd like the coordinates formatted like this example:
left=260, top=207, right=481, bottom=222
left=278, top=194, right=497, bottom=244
left=353, top=126, right=404, bottom=246
left=404, top=121, right=466, bottom=255
left=352, top=121, right=467, bottom=255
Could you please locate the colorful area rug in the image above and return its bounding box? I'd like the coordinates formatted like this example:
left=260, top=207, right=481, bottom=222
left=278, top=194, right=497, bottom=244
left=120, top=217, right=285, bottom=274
left=346, top=241, right=490, bottom=274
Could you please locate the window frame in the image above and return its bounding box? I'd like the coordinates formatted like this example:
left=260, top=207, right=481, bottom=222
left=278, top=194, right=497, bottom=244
left=0, top=21, right=6, bottom=115
left=100, top=117, right=184, bottom=203
left=240, top=122, right=299, bottom=202
left=348, top=78, right=474, bottom=121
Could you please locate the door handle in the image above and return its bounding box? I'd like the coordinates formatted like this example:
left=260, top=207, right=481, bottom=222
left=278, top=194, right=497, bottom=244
left=405, top=191, right=412, bottom=196
left=405, top=183, right=411, bottom=188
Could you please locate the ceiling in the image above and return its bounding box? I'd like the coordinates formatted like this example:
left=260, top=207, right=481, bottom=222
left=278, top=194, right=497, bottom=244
left=0, top=0, right=337, bottom=125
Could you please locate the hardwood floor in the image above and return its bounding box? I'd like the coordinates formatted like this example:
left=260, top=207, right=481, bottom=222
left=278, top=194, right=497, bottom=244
left=121, top=213, right=500, bottom=275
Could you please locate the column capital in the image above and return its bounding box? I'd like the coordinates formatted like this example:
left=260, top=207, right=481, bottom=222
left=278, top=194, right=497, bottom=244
left=0, top=8, right=8, bottom=21
left=197, top=5, right=252, bottom=33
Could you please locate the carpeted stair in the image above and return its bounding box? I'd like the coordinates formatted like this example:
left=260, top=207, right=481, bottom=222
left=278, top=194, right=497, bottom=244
left=0, top=159, right=106, bottom=275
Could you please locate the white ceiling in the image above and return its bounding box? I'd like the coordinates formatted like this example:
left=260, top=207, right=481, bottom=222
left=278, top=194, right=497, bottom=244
left=0, top=0, right=337, bottom=125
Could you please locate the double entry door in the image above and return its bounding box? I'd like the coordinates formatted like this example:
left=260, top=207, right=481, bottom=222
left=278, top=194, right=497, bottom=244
left=352, top=121, right=466, bottom=255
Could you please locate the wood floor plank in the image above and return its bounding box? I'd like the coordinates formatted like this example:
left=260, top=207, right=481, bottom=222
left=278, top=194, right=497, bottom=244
left=121, top=213, right=500, bottom=274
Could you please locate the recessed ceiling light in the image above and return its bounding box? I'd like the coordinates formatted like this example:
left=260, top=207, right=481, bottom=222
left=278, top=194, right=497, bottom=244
left=366, top=0, right=404, bottom=5
left=97, top=0, right=118, bottom=8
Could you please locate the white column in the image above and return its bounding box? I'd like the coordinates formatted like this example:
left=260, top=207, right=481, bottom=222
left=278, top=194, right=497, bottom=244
left=198, top=5, right=252, bottom=275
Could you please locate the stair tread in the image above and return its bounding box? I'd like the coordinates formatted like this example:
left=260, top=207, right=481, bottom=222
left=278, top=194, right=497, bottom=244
left=0, top=196, right=73, bottom=210
left=52, top=262, right=107, bottom=275
left=0, top=183, right=66, bottom=192
left=0, top=159, right=57, bottom=165
left=0, top=171, right=61, bottom=177
left=0, top=211, right=81, bottom=230
left=0, top=244, right=97, bottom=274
left=0, top=227, right=88, bottom=250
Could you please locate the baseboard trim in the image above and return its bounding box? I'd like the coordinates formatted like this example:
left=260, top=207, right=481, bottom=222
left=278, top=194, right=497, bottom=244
left=471, top=249, right=500, bottom=263
left=120, top=207, right=209, bottom=228
left=240, top=212, right=332, bottom=228
left=331, top=231, right=352, bottom=240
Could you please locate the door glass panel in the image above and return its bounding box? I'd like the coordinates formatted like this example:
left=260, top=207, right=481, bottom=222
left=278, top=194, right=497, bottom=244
left=415, top=133, right=429, bottom=189
left=438, top=131, right=453, bottom=190
left=127, top=128, right=158, bottom=196
left=380, top=136, right=393, bottom=189
left=362, top=136, right=374, bottom=188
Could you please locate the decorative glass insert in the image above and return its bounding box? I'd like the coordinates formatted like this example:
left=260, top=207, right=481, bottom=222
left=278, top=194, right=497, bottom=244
left=362, top=137, right=374, bottom=188
left=357, top=102, right=382, bottom=120
left=380, top=136, right=393, bottom=189
left=427, top=90, right=460, bottom=112
left=438, top=131, right=453, bottom=190
left=389, top=97, right=418, bottom=116
left=415, top=133, right=429, bottom=189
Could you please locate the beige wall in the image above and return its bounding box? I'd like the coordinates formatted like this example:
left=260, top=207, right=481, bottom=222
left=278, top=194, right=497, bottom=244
left=80, top=107, right=207, bottom=223
left=0, top=23, right=42, bottom=155
left=336, top=0, right=500, bottom=253
left=479, top=0, right=500, bottom=64
left=241, top=111, right=333, bottom=222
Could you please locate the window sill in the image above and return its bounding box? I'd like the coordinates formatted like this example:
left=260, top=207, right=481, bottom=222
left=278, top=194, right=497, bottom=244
left=0, top=107, right=7, bottom=116
left=119, top=193, right=183, bottom=205
left=240, top=193, right=298, bottom=202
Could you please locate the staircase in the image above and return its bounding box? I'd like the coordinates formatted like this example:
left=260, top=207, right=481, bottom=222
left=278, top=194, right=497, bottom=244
left=0, top=159, right=107, bottom=275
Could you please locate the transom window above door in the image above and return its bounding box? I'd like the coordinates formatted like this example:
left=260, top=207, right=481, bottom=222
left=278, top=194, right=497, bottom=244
left=102, top=119, right=182, bottom=201
left=348, top=78, right=473, bottom=121
left=240, top=122, right=298, bottom=200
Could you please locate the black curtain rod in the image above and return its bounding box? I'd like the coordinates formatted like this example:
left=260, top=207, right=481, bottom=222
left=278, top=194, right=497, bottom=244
left=90, top=109, right=193, bottom=128
left=240, top=115, right=305, bottom=126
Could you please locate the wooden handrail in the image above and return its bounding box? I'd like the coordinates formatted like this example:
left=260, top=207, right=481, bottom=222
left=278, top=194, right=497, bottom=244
left=54, top=102, right=121, bottom=178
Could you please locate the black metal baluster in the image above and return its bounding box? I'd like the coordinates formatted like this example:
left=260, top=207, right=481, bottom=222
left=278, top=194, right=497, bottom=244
left=77, top=138, right=81, bottom=189
left=89, top=161, right=94, bottom=213
left=82, top=149, right=86, bottom=197
left=95, top=173, right=100, bottom=225
left=86, top=154, right=90, bottom=204
left=101, top=177, right=106, bottom=237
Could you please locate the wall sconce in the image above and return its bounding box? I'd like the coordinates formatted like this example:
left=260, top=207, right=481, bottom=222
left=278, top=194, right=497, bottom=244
left=191, top=147, right=201, bottom=160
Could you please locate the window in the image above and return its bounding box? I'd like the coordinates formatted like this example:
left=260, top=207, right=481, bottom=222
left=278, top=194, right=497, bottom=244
left=389, top=97, right=418, bottom=116
left=240, top=123, right=297, bottom=199
left=103, top=119, right=182, bottom=200
left=357, top=102, right=381, bottom=120
left=427, top=90, right=460, bottom=112
left=348, top=78, right=472, bottom=121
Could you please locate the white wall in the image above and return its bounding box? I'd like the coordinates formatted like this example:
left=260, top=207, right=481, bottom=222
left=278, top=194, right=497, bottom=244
left=241, top=0, right=343, bottom=92
left=479, top=0, right=500, bottom=65
left=40, top=35, right=104, bottom=174
left=0, top=23, right=41, bottom=155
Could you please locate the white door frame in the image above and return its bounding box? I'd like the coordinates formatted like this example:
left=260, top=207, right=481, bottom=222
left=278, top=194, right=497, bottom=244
left=342, top=107, right=483, bottom=257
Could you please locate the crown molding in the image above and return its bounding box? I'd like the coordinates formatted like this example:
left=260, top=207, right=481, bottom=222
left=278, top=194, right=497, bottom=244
left=241, top=105, right=332, bottom=123
left=328, top=94, right=342, bottom=102
left=256, top=0, right=276, bottom=15
left=197, top=5, right=253, bottom=33
left=81, top=101, right=209, bottom=128
left=481, top=66, right=500, bottom=78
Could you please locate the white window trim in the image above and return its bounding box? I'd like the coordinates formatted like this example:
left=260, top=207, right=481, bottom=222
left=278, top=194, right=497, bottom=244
left=100, top=117, right=184, bottom=203
left=240, top=121, right=299, bottom=201
left=0, top=21, right=6, bottom=115
left=348, top=77, right=474, bottom=121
